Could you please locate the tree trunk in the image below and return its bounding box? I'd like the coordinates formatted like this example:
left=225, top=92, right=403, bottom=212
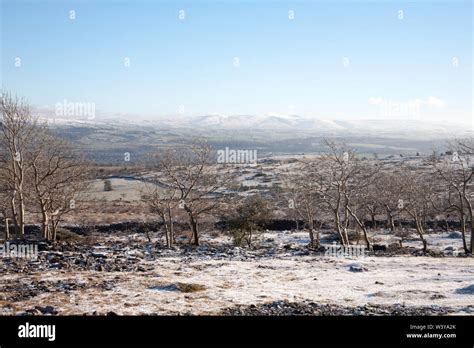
left=334, top=211, right=346, bottom=246
left=41, top=209, right=49, bottom=240
left=467, top=210, right=474, bottom=255
left=308, top=216, right=315, bottom=248
left=10, top=196, right=19, bottom=235
left=415, top=218, right=427, bottom=252
left=354, top=225, right=361, bottom=245
left=464, top=198, right=473, bottom=254
left=159, top=212, right=169, bottom=247
left=347, top=207, right=371, bottom=250
left=52, top=219, right=58, bottom=241
left=343, top=227, right=350, bottom=246
left=471, top=218, right=473, bottom=255
left=248, top=226, right=253, bottom=247
left=167, top=207, right=174, bottom=246
left=189, top=214, right=199, bottom=246
left=459, top=213, right=468, bottom=253
left=164, top=223, right=169, bottom=246
left=385, top=206, right=395, bottom=232
left=5, top=218, right=10, bottom=240
left=146, top=226, right=153, bottom=244
left=18, top=191, right=25, bottom=235
left=371, top=213, right=376, bottom=230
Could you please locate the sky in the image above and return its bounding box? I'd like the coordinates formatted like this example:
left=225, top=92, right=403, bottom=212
left=1, top=0, right=472, bottom=126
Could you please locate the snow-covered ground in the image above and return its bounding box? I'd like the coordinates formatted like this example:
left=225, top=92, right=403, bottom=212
left=1, top=232, right=473, bottom=315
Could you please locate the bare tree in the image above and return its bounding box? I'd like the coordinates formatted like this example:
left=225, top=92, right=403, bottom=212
left=0, top=179, right=11, bottom=239
left=399, top=168, right=435, bottom=252
left=29, top=129, right=90, bottom=241
left=311, top=141, right=352, bottom=246
left=431, top=139, right=473, bottom=253
left=151, top=142, right=231, bottom=246
left=313, top=140, right=377, bottom=248
left=361, top=178, right=383, bottom=230
left=343, top=161, right=380, bottom=249
left=141, top=173, right=179, bottom=247
left=455, top=137, right=474, bottom=154
left=375, top=171, right=404, bottom=233
left=0, top=92, right=37, bottom=235
left=284, top=163, right=323, bottom=248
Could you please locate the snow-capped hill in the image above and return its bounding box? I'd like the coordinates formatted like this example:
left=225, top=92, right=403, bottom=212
left=189, top=114, right=313, bottom=130
left=43, top=112, right=473, bottom=140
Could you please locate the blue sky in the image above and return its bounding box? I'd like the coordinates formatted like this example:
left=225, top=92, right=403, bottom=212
left=1, top=0, right=472, bottom=125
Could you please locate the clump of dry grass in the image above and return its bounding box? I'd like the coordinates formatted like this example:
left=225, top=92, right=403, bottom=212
left=148, top=282, right=206, bottom=293
left=176, top=282, right=206, bottom=293
left=56, top=229, right=83, bottom=242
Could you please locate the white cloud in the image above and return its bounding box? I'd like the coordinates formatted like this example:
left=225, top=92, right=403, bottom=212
left=426, top=96, right=446, bottom=108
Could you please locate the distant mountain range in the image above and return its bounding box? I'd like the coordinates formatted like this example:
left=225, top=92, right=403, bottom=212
left=38, top=113, right=472, bottom=161
left=45, top=113, right=472, bottom=140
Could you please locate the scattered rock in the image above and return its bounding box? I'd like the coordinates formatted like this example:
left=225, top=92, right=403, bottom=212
left=348, top=263, right=367, bottom=272
left=372, top=244, right=387, bottom=252
left=447, top=231, right=462, bottom=239
left=34, top=305, right=58, bottom=315
left=23, top=308, right=42, bottom=316
left=222, top=300, right=456, bottom=316
left=148, top=282, right=206, bottom=293
left=91, top=252, right=108, bottom=258
left=149, top=283, right=180, bottom=292
left=430, top=294, right=446, bottom=300
left=455, top=284, right=474, bottom=295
